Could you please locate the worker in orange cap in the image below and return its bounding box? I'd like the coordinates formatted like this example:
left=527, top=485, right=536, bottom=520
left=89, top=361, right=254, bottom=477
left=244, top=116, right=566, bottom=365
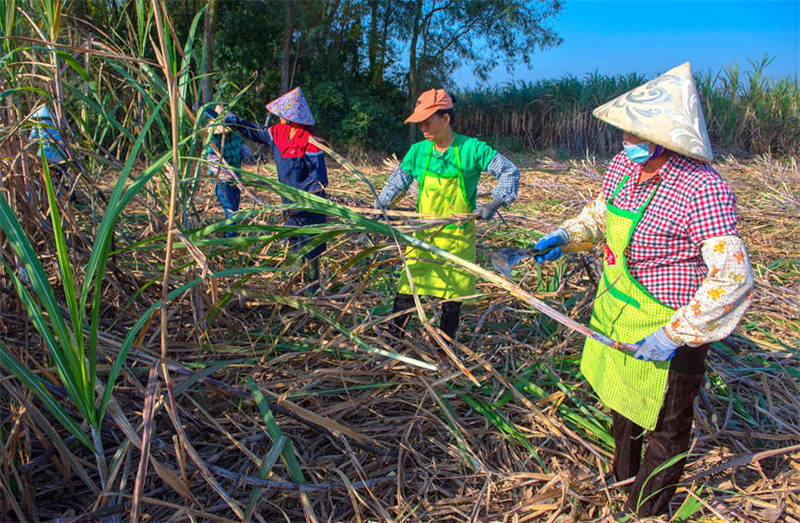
left=376, top=88, right=520, bottom=360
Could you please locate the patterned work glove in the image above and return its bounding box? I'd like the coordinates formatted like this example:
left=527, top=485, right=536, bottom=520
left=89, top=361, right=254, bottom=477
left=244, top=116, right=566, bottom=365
left=476, top=199, right=503, bottom=220
left=532, top=228, right=569, bottom=262
left=633, top=327, right=679, bottom=361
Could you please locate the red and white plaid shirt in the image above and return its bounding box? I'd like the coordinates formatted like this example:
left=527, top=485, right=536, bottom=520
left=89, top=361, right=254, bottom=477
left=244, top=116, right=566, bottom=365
left=597, top=152, right=739, bottom=309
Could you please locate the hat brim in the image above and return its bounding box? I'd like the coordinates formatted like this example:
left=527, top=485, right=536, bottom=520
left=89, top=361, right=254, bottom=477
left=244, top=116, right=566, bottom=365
left=404, top=106, right=438, bottom=124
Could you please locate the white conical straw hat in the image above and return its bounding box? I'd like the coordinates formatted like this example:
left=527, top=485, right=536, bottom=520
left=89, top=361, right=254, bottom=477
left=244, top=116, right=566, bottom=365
left=592, top=62, right=713, bottom=162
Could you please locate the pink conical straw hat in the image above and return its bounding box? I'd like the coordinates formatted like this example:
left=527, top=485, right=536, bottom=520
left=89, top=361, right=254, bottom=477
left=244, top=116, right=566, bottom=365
left=266, top=87, right=315, bottom=125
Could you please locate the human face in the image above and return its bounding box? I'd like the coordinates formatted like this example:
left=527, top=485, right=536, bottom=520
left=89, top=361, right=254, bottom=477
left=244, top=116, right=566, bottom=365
left=418, top=113, right=450, bottom=142
left=622, top=132, right=653, bottom=152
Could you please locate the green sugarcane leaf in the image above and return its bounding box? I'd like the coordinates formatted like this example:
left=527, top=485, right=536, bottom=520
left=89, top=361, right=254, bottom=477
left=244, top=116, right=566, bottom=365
left=245, top=377, right=306, bottom=483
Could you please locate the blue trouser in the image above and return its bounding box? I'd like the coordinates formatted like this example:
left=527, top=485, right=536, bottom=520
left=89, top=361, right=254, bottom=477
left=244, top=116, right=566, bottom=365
left=215, top=180, right=241, bottom=218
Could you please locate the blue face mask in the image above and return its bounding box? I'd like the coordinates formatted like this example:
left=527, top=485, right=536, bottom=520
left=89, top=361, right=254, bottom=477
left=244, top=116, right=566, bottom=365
left=623, top=141, right=651, bottom=164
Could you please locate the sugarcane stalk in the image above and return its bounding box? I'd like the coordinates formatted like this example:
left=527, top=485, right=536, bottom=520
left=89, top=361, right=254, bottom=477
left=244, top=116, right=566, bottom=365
left=309, top=136, right=638, bottom=353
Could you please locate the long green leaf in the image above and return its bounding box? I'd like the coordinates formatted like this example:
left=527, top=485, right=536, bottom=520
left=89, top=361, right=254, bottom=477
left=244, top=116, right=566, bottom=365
left=40, top=153, right=91, bottom=420
left=1, top=260, right=89, bottom=421
left=245, top=377, right=306, bottom=483
left=0, top=343, right=92, bottom=448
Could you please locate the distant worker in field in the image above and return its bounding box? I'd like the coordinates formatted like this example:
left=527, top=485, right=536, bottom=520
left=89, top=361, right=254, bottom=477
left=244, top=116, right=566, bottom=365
left=533, top=63, right=754, bottom=517
left=222, top=87, right=328, bottom=287
left=203, top=105, right=252, bottom=235
left=29, top=105, right=71, bottom=196
left=375, top=88, right=520, bottom=360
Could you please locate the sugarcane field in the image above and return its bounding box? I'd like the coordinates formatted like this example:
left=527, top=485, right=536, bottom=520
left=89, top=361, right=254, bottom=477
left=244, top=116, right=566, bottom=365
left=1, top=0, right=799, bottom=521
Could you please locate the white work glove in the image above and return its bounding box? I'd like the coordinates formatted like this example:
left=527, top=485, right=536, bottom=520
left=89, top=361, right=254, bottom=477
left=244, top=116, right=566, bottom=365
left=633, top=327, right=679, bottom=361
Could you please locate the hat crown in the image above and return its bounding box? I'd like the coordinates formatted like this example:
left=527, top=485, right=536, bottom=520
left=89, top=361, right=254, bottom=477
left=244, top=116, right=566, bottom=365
left=404, top=88, right=453, bottom=123
left=34, top=105, right=53, bottom=120
left=592, top=62, right=713, bottom=162
left=266, top=87, right=315, bottom=126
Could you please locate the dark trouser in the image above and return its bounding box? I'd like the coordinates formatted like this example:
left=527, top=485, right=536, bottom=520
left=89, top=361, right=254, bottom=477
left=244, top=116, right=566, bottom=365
left=390, top=292, right=462, bottom=341
left=283, top=192, right=326, bottom=260
left=613, top=344, right=709, bottom=517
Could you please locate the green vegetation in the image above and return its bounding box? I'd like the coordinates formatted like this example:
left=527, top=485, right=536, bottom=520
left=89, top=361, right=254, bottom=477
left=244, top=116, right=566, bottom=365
left=458, top=55, right=800, bottom=157
left=0, top=0, right=798, bottom=521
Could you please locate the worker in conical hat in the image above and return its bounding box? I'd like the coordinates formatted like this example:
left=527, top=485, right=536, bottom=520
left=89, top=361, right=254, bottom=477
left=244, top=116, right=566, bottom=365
left=532, top=63, right=754, bottom=517
left=29, top=104, right=71, bottom=197
left=222, top=87, right=328, bottom=289
left=202, top=105, right=251, bottom=235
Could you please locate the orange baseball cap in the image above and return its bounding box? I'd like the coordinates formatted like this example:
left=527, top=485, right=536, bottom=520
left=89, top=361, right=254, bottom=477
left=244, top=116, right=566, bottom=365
left=404, top=88, right=454, bottom=123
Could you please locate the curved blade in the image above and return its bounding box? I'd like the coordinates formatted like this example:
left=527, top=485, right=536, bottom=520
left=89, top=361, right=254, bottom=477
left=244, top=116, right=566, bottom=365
left=491, top=248, right=535, bottom=278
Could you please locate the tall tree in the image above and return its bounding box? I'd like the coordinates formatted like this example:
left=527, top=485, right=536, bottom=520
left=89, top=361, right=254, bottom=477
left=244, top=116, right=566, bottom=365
left=280, top=0, right=293, bottom=92
left=399, top=0, right=561, bottom=142
left=202, top=0, right=217, bottom=103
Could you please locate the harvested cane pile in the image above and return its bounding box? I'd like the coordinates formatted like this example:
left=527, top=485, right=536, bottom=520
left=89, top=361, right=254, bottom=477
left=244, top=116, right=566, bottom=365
left=1, top=139, right=798, bottom=521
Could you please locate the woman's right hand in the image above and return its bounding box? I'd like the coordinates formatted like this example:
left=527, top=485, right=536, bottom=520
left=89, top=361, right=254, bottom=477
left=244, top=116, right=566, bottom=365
left=532, top=228, right=569, bottom=263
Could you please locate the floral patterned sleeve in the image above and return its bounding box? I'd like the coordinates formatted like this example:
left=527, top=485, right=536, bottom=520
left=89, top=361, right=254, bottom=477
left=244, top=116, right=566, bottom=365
left=561, top=193, right=607, bottom=243
left=665, top=235, right=754, bottom=346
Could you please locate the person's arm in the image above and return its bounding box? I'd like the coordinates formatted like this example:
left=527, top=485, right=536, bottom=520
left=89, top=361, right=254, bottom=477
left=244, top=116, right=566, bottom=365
left=205, top=147, right=236, bottom=181
left=303, top=142, right=327, bottom=193
left=665, top=235, right=754, bottom=346
left=531, top=192, right=606, bottom=262
left=241, top=142, right=254, bottom=165
left=485, top=153, right=519, bottom=206
left=223, top=113, right=274, bottom=147
left=375, top=165, right=414, bottom=209
left=560, top=193, right=607, bottom=244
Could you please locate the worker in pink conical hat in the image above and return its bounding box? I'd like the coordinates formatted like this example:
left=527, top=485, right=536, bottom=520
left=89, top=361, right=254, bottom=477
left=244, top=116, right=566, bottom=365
left=222, top=87, right=327, bottom=289
left=533, top=62, right=754, bottom=517
left=265, top=87, right=316, bottom=126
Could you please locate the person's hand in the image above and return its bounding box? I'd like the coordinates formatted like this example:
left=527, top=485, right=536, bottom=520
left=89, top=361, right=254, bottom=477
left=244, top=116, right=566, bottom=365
left=531, top=228, right=569, bottom=262
left=374, top=196, right=389, bottom=210
left=476, top=199, right=502, bottom=220
left=633, top=327, right=679, bottom=361
left=198, top=104, right=218, bottom=119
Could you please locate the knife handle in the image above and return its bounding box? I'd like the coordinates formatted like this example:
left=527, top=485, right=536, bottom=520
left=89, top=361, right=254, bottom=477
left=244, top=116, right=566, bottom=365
left=561, top=241, right=594, bottom=253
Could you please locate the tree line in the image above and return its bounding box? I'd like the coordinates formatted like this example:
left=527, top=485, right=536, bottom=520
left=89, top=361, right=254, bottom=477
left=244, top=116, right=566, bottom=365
left=71, top=0, right=562, bottom=152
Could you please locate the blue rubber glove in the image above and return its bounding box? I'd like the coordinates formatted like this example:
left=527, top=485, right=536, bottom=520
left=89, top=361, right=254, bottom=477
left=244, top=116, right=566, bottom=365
left=633, top=327, right=679, bottom=361
left=532, top=228, right=569, bottom=262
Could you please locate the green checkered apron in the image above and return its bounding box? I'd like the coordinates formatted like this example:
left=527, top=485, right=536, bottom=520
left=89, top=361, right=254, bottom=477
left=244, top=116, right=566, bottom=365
left=580, top=173, right=676, bottom=430
left=397, top=137, right=476, bottom=299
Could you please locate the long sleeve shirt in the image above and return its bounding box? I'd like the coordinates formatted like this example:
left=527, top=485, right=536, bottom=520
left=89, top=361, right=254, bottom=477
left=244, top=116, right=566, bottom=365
left=224, top=114, right=327, bottom=195
left=376, top=150, right=519, bottom=209
left=561, top=152, right=754, bottom=346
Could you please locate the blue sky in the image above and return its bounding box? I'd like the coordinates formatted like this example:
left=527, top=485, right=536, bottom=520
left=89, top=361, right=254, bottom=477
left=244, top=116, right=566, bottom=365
left=454, top=0, right=799, bottom=87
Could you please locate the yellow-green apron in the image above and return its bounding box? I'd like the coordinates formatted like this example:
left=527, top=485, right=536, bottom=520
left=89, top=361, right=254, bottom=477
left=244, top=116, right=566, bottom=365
left=580, top=173, right=676, bottom=430
left=397, top=138, right=476, bottom=299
